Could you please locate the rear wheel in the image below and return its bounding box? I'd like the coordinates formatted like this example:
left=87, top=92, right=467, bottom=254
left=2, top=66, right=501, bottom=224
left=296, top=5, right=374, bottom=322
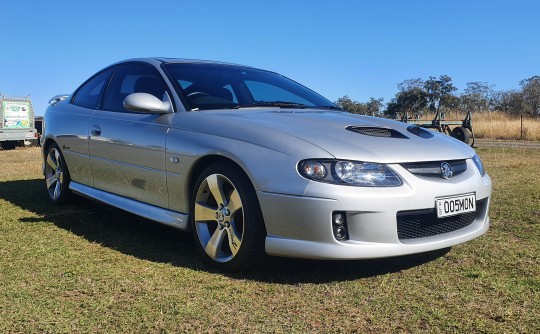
left=44, top=143, right=72, bottom=203
left=191, top=163, right=265, bottom=271
left=0, top=141, right=16, bottom=150
left=452, top=126, right=471, bottom=144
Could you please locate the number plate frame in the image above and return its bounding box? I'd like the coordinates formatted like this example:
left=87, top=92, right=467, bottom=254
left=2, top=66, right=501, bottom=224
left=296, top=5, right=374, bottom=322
left=436, top=193, right=476, bottom=218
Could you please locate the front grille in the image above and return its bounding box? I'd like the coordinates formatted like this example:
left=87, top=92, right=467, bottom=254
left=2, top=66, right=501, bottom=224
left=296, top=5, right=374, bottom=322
left=396, top=199, right=485, bottom=240
left=346, top=126, right=408, bottom=139
left=400, top=160, right=467, bottom=179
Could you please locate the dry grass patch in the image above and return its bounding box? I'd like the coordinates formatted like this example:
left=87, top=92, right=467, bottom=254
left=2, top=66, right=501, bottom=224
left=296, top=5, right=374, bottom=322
left=409, top=111, right=540, bottom=141
left=0, top=147, right=43, bottom=181
left=473, top=112, right=540, bottom=141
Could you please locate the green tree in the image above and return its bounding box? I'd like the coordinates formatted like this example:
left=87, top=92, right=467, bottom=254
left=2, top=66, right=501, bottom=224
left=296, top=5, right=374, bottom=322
left=384, top=88, right=427, bottom=118
left=385, top=100, right=400, bottom=119
left=366, top=97, right=385, bottom=116
left=461, top=82, right=493, bottom=113
left=397, top=78, right=424, bottom=92
left=492, top=90, right=524, bottom=114
left=335, top=96, right=368, bottom=115
left=445, top=94, right=462, bottom=111
left=424, top=75, right=458, bottom=114
left=520, top=76, right=540, bottom=117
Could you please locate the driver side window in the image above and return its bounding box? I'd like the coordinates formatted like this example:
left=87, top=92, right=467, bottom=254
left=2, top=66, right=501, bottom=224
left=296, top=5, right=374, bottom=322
left=102, top=63, right=168, bottom=112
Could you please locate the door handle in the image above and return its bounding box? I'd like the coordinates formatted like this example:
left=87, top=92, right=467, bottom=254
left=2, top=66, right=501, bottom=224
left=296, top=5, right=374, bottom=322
left=91, top=125, right=101, bottom=136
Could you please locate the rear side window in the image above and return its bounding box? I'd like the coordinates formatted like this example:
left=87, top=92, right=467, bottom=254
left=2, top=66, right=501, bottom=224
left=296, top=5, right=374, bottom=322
left=72, top=68, right=114, bottom=109
left=102, top=63, right=167, bottom=112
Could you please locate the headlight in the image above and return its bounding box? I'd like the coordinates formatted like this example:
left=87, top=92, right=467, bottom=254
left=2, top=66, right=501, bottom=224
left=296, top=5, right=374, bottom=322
left=298, top=159, right=402, bottom=187
left=472, top=154, right=486, bottom=176
left=300, top=160, right=327, bottom=178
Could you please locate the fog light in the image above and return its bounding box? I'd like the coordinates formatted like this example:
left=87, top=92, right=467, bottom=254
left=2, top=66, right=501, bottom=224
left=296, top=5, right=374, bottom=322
left=332, top=211, right=348, bottom=241
left=333, top=212, right=345, bottom=225
left=334, top=226, right=348, bottom=240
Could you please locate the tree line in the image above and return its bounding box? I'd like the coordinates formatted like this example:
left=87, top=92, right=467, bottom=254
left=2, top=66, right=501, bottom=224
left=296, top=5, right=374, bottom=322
left=335, top=75, right=540, bottom=118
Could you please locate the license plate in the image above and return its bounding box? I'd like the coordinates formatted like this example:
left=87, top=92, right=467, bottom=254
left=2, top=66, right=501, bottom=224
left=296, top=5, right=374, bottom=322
left=436, top=193, right=476, bottom=218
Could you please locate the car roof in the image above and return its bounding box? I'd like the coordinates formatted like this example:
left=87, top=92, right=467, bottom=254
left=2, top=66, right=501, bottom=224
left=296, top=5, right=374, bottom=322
left=114, top=57, right=256, bottom=69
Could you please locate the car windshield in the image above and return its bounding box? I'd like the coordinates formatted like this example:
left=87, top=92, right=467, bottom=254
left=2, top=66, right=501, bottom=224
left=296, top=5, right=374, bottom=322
left=163, top=63, right=338, bottom=111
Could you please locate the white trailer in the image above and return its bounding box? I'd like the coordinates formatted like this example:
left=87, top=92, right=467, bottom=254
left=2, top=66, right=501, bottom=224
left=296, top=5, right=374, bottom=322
left=0, top=95, right=38, bottom=149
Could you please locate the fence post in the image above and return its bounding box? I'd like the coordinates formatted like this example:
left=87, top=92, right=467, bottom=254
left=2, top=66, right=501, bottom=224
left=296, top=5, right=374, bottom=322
left=521, top=115, right=523, bottom=140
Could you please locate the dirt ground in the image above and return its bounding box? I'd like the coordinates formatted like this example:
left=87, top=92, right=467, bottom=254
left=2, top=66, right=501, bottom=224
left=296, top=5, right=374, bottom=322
left=475, top=139, right=540, bottom=149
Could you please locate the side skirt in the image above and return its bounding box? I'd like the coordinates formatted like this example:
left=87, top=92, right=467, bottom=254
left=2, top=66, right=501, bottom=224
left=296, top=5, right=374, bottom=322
left=69, top=182, right=189, bottom=230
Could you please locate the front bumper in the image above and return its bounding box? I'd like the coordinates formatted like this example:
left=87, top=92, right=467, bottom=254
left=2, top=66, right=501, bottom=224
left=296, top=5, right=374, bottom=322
left=258, top=161, right=492, bottom=259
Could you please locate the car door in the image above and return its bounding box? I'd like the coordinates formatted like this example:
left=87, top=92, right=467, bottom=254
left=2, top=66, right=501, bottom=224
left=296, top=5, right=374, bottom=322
left=52, top=67, right=114, bottom=187
left=89, top=62, right=172, bottom=208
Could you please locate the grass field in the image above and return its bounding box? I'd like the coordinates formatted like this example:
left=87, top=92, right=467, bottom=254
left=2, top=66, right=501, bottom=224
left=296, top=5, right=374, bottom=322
left=1, top=147, right=539, bottom=333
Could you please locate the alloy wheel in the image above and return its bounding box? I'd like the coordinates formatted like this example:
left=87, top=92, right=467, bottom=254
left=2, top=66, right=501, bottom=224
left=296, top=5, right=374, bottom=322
left=45, top=147, right=64, bottom=201
left=194, top=173, right=244, bottom=263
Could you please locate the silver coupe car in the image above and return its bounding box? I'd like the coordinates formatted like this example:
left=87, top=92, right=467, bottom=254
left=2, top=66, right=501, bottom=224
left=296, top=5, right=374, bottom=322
left=42, top=58, right=492, bottom=270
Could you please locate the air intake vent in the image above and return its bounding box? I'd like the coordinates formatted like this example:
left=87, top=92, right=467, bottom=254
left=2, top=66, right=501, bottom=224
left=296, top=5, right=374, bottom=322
left=407, top=125, right=434, bottom=139
left=401, top=160, right=467, bottom=179
left=346, top=126, right=408, bottom=139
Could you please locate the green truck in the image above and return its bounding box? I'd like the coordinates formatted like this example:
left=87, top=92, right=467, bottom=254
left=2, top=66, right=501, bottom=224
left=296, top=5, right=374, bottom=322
left=0, top=95, right=38, bottom=149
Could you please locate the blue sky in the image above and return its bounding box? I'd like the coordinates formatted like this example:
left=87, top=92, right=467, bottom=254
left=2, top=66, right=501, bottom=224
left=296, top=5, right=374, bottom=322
left=1, top=0, right=539, bottom=115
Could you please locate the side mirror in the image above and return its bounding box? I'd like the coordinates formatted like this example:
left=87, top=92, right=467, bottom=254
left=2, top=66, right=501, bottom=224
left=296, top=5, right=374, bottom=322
left=123, top=93, right=172, bottom=114
left=49, top=94, right=69, bottom=105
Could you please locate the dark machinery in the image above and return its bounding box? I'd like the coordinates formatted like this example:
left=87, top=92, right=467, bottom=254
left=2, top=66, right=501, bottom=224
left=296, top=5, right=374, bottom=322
left=400, top=110, right=475, bottom=146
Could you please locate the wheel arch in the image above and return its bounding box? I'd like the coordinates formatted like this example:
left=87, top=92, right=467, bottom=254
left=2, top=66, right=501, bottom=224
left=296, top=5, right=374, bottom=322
left=42, top=137, right=57, bottom=154
left=187, top=153, right=268, bottom=233
left=41, top=137, right=58, bottom=175
left=188, top=154, right=254, bottom=198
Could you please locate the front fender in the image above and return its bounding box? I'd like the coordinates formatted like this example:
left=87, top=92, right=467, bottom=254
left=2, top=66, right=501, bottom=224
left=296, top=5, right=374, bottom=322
left=165, top=128, right=333, bottom=213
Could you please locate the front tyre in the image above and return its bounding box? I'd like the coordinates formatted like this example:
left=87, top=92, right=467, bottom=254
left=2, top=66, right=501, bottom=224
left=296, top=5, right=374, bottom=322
left=191, top=163, right=265, bottom=271
left=44, top=143, right=72, bottom=204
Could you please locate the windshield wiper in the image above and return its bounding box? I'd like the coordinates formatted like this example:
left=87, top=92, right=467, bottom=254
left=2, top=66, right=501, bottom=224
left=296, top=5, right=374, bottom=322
left=233, top=101, right=308, bottom=109
left=231, top=101, right=343, bottom=110
left=315, top=105, right=342, bottom=110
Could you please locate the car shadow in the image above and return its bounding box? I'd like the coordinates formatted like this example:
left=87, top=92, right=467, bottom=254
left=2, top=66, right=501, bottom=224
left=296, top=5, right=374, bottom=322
left=1, top=178, right=450, bottom=284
